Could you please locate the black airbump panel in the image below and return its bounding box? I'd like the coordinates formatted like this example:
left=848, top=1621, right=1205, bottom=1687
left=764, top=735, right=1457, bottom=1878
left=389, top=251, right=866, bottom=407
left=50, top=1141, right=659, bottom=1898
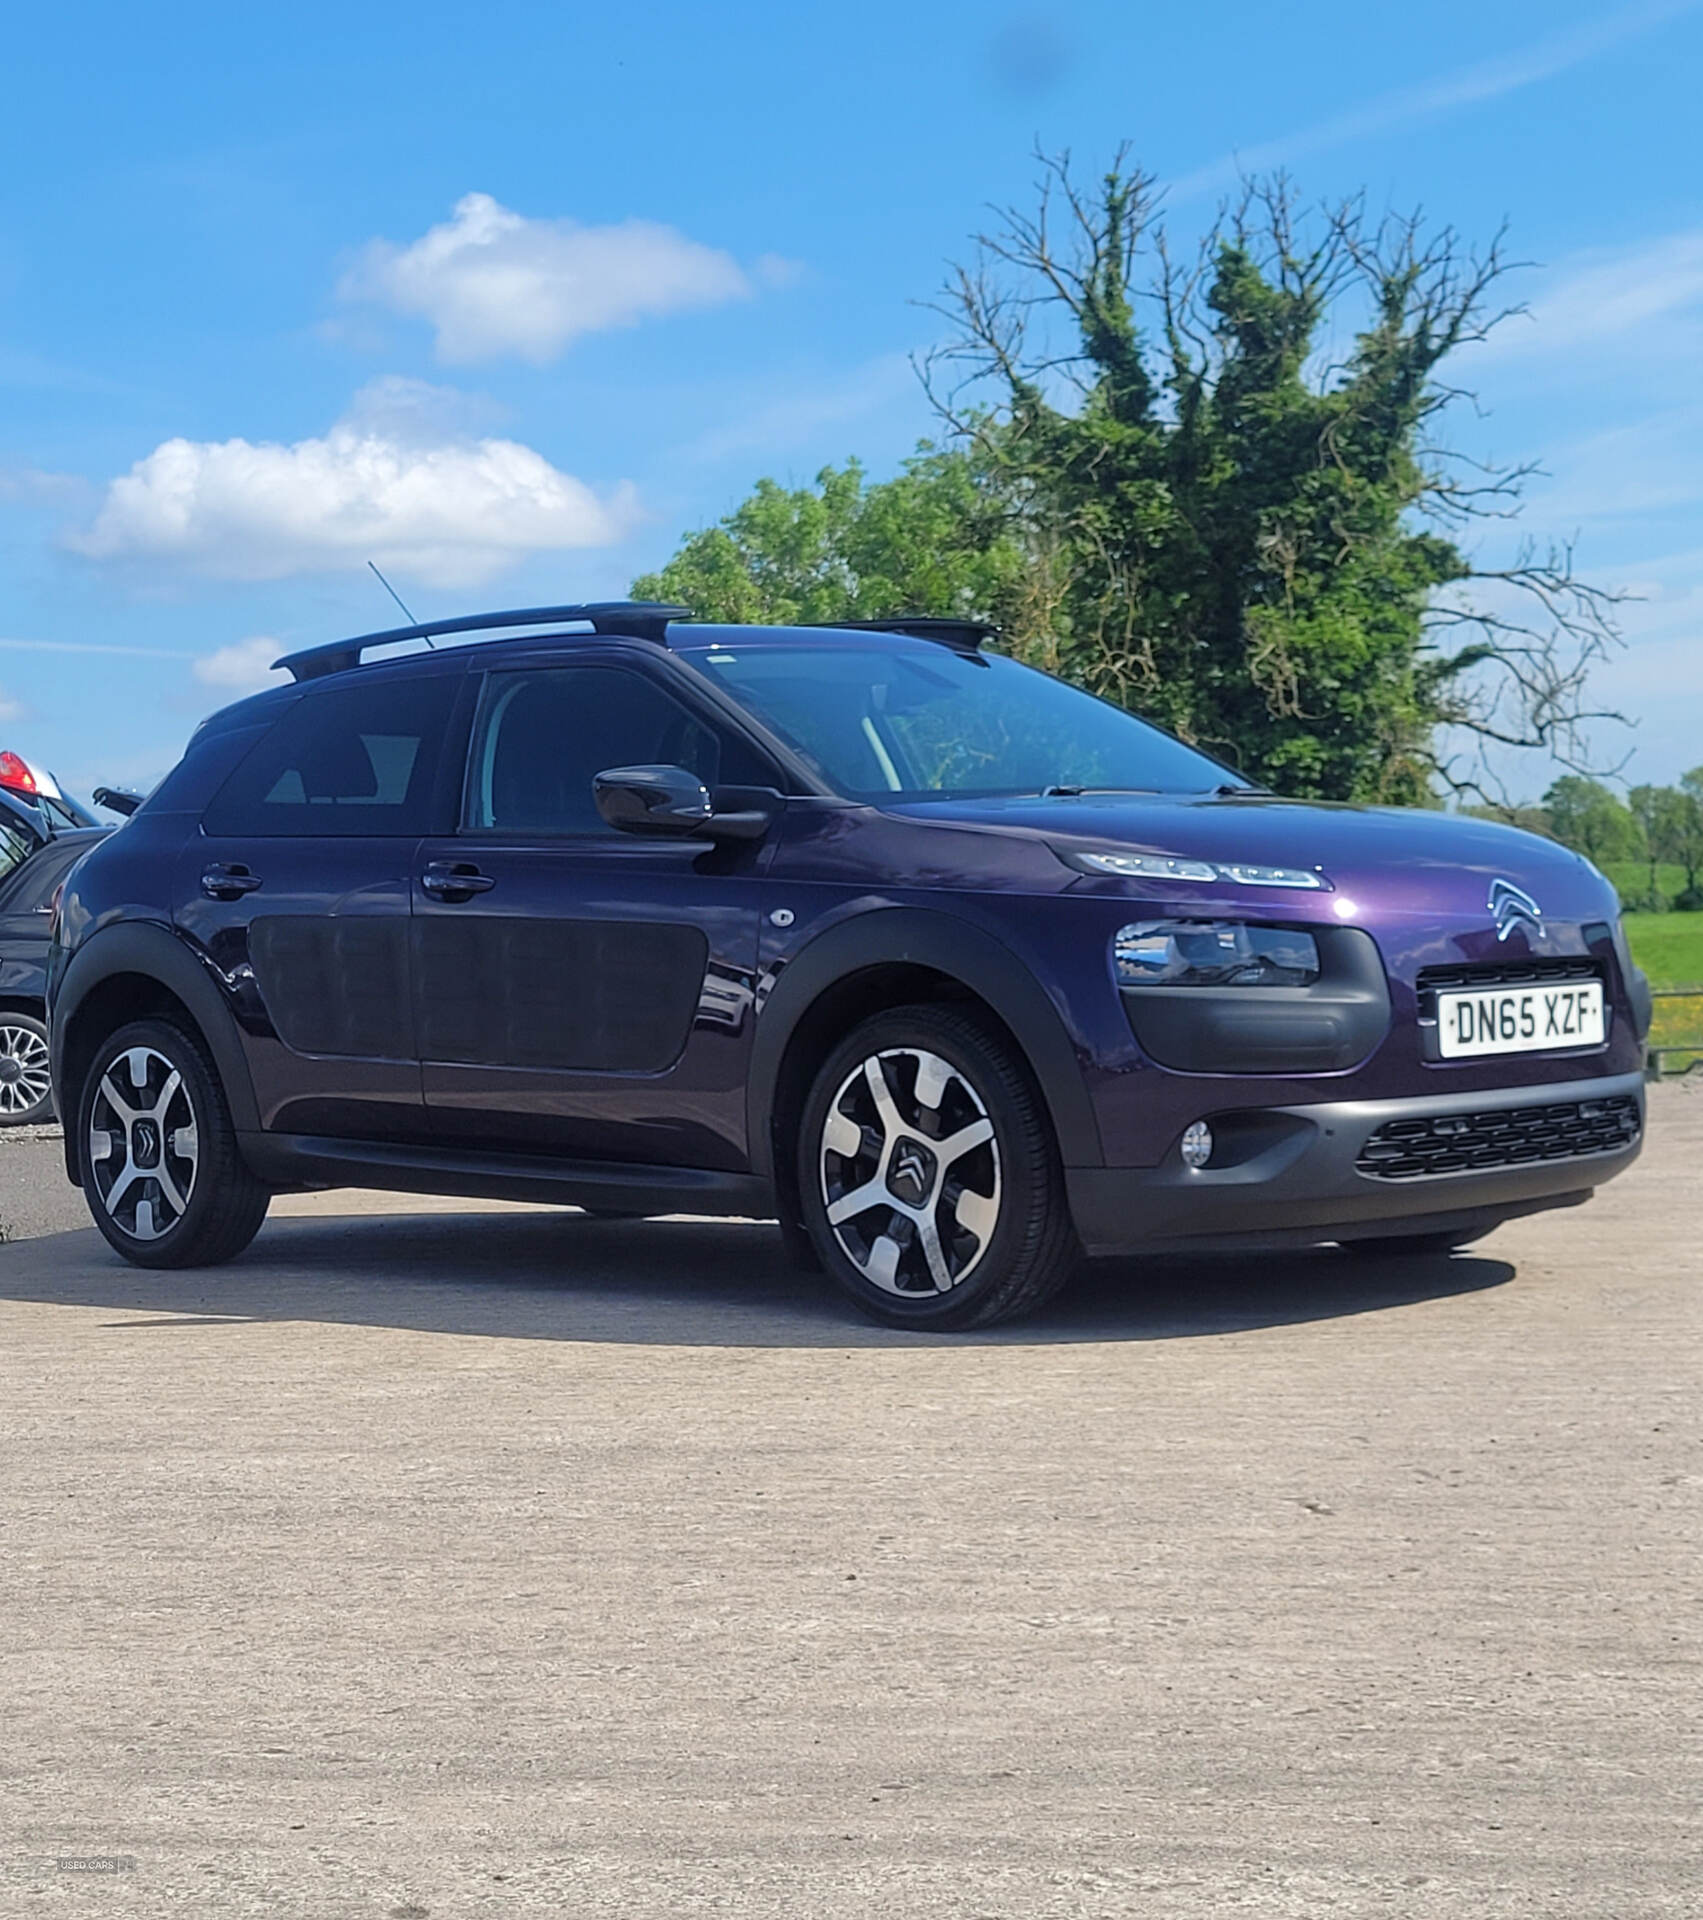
left=250, top=916, right=413, bottom=1059
left=414, top=918, right=708, bottom=1072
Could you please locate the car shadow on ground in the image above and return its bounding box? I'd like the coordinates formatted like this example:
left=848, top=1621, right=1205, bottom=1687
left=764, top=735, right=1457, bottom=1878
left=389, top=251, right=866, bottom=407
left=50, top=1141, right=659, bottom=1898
left=0, top=1207, right=1515, bottom=1348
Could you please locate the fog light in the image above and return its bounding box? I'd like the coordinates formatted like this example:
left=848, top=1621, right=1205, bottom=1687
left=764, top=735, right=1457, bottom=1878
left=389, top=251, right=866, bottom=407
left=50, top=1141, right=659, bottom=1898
left=1180, top=1121, right=1214, bottom=1169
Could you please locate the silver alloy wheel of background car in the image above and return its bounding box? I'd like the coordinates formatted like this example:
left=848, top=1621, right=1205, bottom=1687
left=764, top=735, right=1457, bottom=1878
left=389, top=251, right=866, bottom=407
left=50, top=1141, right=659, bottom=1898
left=817, top=1045, right=1002, bottom=1296
left=86, top=1044, right=200, bottom=1242
left=0, top=1020, right=51, bottom=1119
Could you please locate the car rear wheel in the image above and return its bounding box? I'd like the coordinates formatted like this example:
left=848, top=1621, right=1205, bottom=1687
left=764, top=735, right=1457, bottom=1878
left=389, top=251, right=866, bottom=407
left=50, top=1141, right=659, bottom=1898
left=798, top=1004, right=1077, bottom=1330
left=78, top=1018, right=270, bottom=1269
left=0, top=1012, right=53, bottom=1126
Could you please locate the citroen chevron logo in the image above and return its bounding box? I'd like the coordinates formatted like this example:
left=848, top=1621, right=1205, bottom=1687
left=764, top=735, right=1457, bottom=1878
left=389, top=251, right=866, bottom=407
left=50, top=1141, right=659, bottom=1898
left=890, top=1143, right=931, bottom=1202
left=1488, top=878, right=1543, bottom=943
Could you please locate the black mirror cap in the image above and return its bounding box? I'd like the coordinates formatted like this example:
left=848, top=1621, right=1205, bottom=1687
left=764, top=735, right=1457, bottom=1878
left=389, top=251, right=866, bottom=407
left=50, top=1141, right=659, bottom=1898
left=93, top=786, right=144, bottom=818
left=594, top=764, right=715, bottom=836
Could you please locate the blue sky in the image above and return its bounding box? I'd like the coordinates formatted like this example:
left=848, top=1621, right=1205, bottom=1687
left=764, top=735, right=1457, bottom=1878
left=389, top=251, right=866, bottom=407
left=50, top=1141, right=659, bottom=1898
left=2, top=0, right=1701, bottom=799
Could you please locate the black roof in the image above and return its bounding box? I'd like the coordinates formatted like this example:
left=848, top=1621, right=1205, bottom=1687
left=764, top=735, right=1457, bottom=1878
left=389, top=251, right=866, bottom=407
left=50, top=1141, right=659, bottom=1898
left=270, top=602, right=1001, bottom=686
left=273, top=602, right=692, bottom=683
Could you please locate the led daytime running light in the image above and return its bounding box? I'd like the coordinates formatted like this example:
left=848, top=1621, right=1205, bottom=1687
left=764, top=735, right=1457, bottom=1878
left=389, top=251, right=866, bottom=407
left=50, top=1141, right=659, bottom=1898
left=1072, top=848, right=1330, bottom=891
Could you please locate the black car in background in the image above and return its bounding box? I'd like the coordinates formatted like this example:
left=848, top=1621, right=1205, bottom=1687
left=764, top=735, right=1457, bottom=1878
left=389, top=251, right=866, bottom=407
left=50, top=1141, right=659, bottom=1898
left=0, top=792, right=107, bottom=1124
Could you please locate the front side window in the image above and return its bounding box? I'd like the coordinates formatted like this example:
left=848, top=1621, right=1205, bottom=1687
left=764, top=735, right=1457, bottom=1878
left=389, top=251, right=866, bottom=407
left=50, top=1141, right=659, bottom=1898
left=203, top=676, right=458, bottom=837
left=680, top=641, right=1237, bottom=800
left=463, top=666, right=774, bottom=835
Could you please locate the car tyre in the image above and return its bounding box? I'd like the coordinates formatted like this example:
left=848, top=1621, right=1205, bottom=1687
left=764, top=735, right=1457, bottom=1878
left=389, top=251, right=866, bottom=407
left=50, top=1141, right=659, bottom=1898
left=77, top=1017, right=269, bottom=1269
left=0, top=1010, right=54, bottom=1126
left=798, top=1004, right=1077, bottom=1330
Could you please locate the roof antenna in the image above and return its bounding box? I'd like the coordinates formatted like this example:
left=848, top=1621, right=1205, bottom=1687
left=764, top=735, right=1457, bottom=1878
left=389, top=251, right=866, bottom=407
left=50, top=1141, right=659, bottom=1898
left=368, top=561, right=433, bottom=647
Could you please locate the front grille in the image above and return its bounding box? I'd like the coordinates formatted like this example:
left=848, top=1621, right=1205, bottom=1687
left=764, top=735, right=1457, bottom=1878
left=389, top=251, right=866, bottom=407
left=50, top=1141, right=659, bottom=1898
left=1417, top=956, right=1602, bottom=1010
left=1356, top=1095, right=1641, bottom=1180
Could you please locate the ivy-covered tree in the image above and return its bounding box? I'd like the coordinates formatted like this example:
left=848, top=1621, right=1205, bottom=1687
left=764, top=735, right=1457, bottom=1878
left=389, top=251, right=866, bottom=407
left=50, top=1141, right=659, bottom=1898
left=923, top=153, right=1625, bottom=802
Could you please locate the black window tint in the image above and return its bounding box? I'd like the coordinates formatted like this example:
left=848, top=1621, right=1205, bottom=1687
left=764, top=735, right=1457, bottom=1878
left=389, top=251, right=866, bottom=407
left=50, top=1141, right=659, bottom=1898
left=204, top=676, right=458, bottom=838
left=465, top=666, right=773, bottom=835
left=0, top=816, right=41, bottom=896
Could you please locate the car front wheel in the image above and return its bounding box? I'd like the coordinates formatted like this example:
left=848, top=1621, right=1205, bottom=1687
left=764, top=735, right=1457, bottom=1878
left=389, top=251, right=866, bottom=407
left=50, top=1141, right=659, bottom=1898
left=798, top=1004, right=1077, bottom=1330
left=77, top=1018, right=270, bottom=1269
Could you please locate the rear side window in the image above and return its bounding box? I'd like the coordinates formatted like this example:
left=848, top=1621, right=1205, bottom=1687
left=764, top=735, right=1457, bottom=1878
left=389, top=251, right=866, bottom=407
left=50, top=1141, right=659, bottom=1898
left=203, top=675, right=459, bottom=837
left=464, top=666, right=775, bottom=835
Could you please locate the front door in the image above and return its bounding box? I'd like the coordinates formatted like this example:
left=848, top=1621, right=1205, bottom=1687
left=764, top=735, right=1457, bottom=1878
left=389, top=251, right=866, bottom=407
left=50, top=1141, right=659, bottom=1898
left=412, top=659, right=775, bottom=1170
left=176, top=669, right=462, bottom=1139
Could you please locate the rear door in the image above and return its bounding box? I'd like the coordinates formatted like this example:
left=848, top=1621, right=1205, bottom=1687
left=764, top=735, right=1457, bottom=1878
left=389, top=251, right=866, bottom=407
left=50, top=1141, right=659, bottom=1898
left=412, top=655, right=778, bottom=1169
left=175, top=667, right=463, bottom=1140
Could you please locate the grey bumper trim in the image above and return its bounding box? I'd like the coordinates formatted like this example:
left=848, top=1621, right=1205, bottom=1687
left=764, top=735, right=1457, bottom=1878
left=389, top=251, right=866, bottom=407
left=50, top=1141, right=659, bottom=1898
left=1066, top=1070, right=1646, bottom=1256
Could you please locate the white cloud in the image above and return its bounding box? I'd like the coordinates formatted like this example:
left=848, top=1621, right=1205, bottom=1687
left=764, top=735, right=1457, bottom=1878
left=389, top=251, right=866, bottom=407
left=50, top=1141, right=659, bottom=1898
left=68, top=381, right=641, bottom=588
left=0, top=637, right=193, bottom=661
left=683, top=353, right=917, bottom=463
left=1170, top=0, right=1701, bottom=202
left=193, top=636, right=289, bottom=694
left=1472, top=228, right=1703, bottom=366
left=1521, top=407, right=1703, bottom=528
left=0, top=464, right=87, bottom=505
left=0, top=685, right=22, bottom=723
left=341, top=192, right=756, bottom=363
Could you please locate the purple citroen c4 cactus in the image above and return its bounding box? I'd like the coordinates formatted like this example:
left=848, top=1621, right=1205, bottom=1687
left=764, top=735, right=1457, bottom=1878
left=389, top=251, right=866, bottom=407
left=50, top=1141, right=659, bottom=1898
left=49, top=605, right=1650, bottom=1329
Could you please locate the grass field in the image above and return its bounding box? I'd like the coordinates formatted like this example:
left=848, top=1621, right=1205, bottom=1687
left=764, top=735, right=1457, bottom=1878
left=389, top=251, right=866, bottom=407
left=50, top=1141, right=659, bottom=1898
left=1622, top=914, right=1703, bottom=990
left=1624, top=914, right=1703, bottom=1074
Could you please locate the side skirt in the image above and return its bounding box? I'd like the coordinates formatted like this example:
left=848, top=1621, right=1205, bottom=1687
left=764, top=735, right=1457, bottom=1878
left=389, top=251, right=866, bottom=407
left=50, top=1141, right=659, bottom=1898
left=241, top=1133, right=775, bottom=1219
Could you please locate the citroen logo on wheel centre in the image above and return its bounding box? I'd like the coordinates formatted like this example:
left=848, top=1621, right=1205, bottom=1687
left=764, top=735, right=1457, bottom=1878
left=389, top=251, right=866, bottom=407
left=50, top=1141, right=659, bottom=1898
left=1488, top=878, right=1543, bottom=943
left=887, top=1139, right=936, bottom=1205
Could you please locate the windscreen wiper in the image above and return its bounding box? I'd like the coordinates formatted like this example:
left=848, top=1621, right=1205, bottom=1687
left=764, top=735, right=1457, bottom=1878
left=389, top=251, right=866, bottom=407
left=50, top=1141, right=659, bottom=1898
left=1040, top=784, right=1162, bottom=798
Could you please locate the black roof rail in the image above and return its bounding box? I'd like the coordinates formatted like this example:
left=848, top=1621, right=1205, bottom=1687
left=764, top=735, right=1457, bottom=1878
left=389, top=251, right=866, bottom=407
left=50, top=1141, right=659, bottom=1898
left=272, top=602, right=695, bottom=684
left=814, top=616, right=1000, bottom=654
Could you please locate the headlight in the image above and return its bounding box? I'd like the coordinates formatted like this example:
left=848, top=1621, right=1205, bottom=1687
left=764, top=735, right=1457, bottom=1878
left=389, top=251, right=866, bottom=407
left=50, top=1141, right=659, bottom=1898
left=1114, top=920, right=1321, bottom=988
left=1063, top=848, right=1331, bottom=890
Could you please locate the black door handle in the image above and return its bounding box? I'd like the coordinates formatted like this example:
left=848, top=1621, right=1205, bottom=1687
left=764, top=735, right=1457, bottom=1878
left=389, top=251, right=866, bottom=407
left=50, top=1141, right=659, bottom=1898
left=421, top=862, right=496, bottom=900
left=202, top=863, right=262, bottom=901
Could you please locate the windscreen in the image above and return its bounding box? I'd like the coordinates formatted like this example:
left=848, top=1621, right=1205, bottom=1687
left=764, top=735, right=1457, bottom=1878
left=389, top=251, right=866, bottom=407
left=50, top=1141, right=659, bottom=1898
left=682, top=642, right=1235, bottom=800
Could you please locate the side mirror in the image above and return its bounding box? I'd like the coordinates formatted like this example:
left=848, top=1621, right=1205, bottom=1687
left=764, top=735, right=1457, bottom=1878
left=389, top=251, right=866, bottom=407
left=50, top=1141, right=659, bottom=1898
left=594, top=764, right=714, bottom=836
left=93, top=786, right=144, bottom=818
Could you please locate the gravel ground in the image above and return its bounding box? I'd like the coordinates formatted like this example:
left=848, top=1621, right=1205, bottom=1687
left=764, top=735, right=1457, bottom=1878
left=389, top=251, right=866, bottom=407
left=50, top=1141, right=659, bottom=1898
left=0, top=1087, right=1698, bottom=1917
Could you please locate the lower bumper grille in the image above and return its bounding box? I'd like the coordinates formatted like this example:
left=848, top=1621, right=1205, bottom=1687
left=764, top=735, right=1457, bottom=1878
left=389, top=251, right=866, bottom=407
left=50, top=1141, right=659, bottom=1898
left=1356, top=1094, right=1641, bottom=1180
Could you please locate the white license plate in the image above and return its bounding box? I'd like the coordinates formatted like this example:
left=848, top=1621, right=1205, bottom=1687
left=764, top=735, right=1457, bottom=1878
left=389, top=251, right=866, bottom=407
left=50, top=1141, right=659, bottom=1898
left=1436, top=980, right=1605, bottom=1059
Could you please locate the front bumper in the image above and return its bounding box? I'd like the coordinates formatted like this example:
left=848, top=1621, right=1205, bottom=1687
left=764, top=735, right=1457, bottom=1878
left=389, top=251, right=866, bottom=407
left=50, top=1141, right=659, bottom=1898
left=1066, top=1070, right=1646, bottom=1256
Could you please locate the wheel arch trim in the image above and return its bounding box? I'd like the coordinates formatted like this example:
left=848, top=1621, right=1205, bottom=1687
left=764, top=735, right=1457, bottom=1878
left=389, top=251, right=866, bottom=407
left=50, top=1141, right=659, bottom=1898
left=746, top=906, right=1104, bottom=1192
left=50, top=921, right=260, bottom=1184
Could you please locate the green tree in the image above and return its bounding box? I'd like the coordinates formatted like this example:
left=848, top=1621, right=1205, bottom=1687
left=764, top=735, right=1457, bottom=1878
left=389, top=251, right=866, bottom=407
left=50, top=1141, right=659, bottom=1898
left=924, top=153, right=1625, bottom=802
left=1673, top=767, right=1703, bottom=905
left=1543, top=776, right=1642, bottom=869
left=1629, top=783, right=1684, bottom=905
left=633, top=449, right=1027, bottom=628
